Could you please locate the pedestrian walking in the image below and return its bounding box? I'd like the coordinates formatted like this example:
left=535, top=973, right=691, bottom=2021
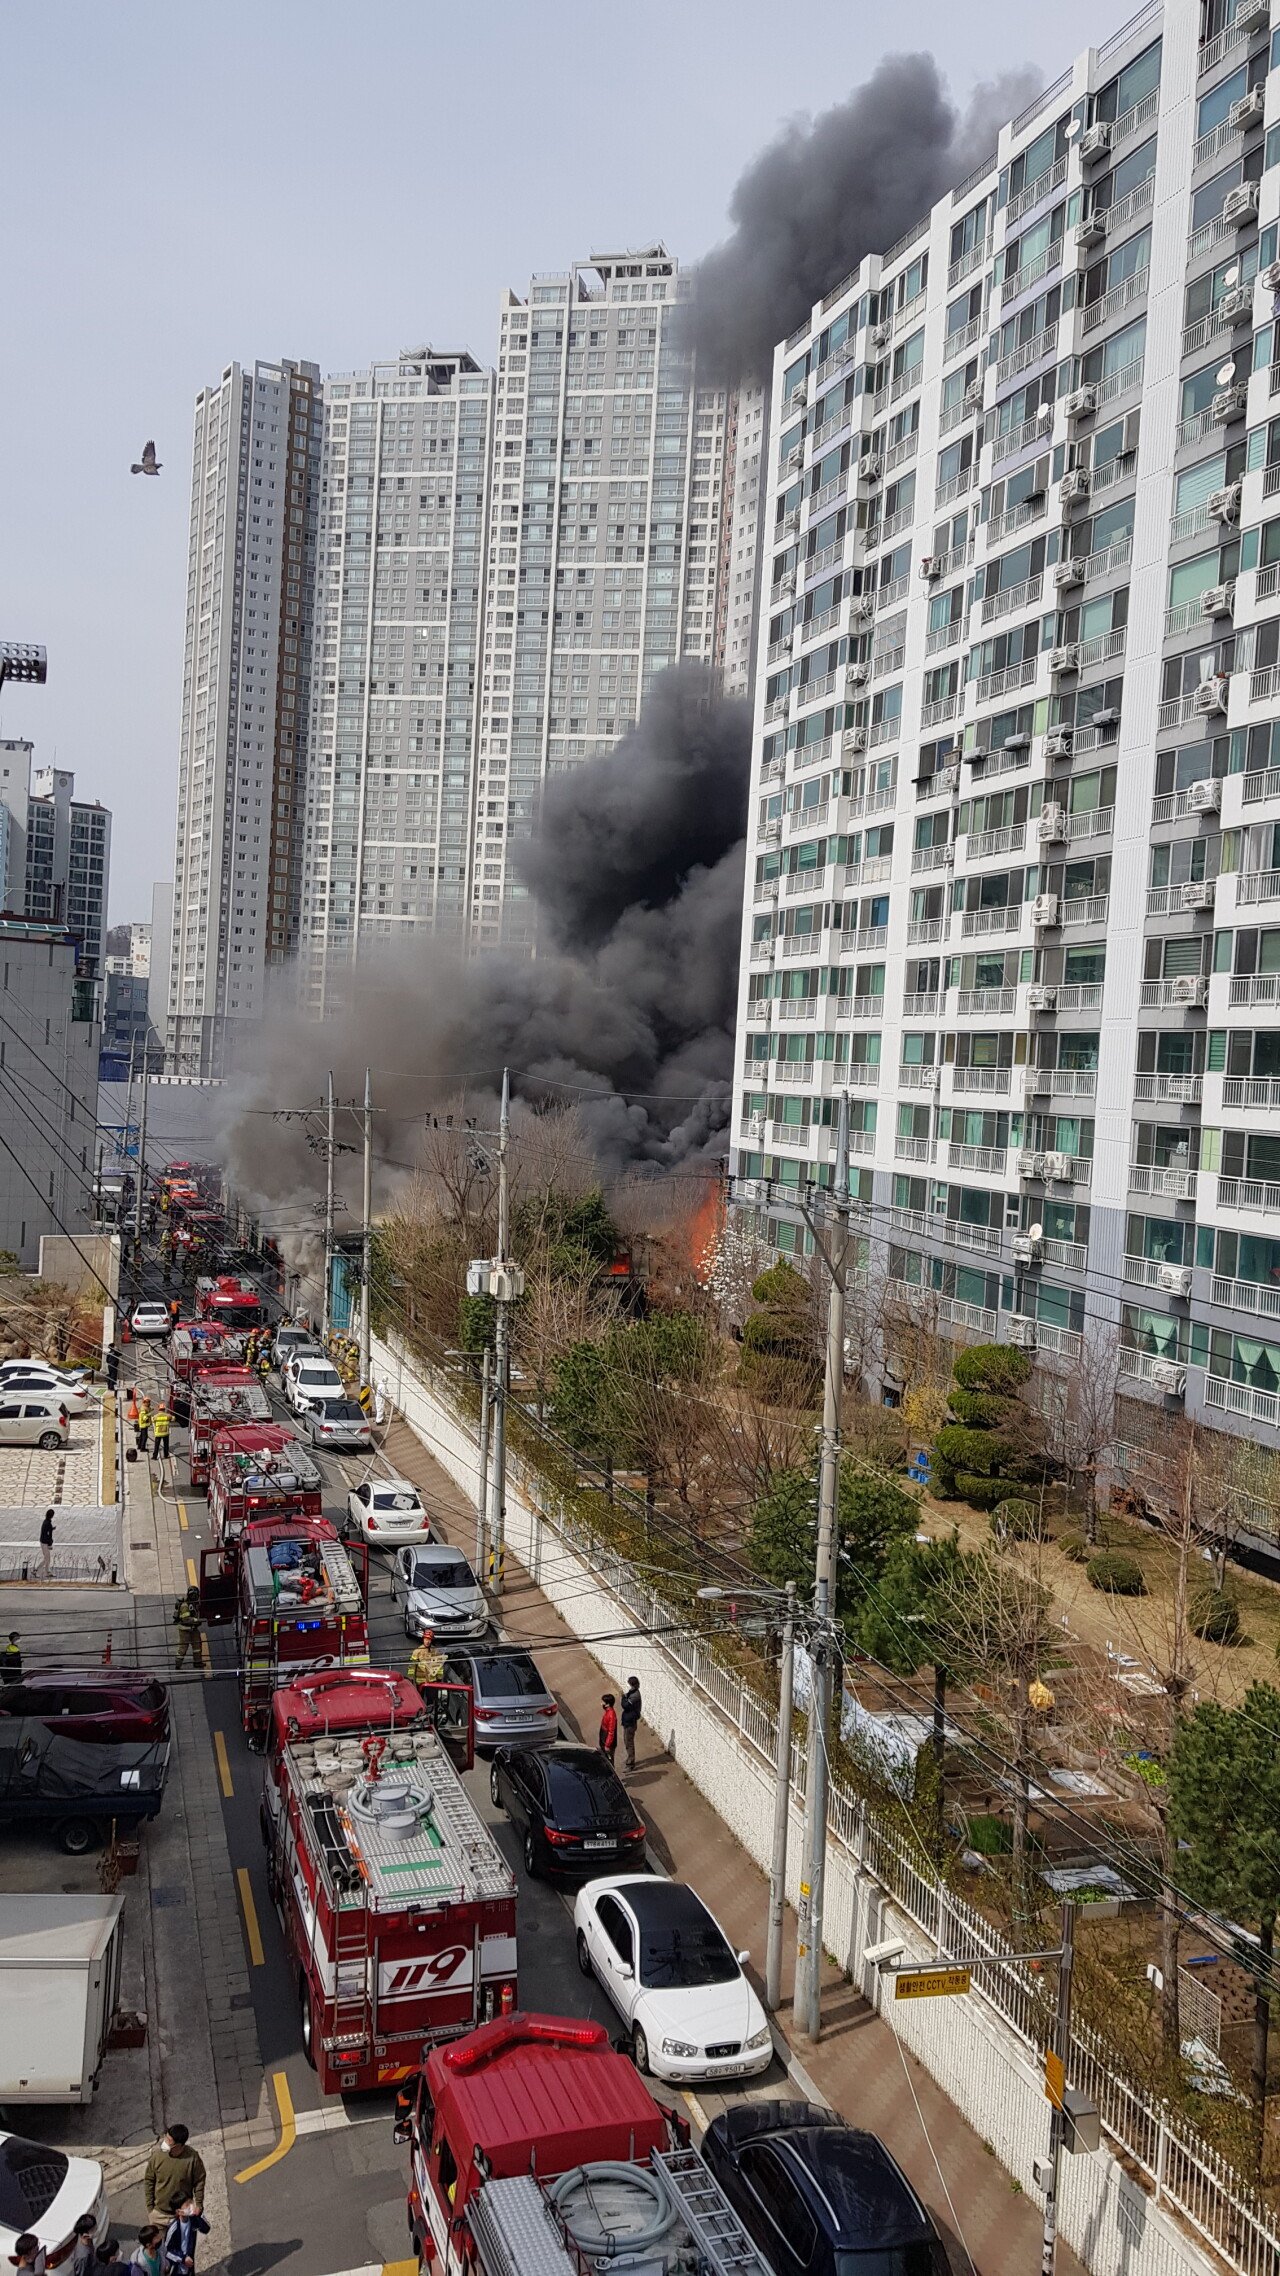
left=39, top=1509, right=54, bottom=1582
left=160, top=2207, right=208, bottom=2276
left=620, top=1675, right=642, bottom=1773
left=1, top=1632, right=21, bottom=1685
left=143, top=2127, right=206, bottom=2223
left=7, top=2232, right=46, bottom=2272
left=150, top=1404, right=171, bottom=1465
left=172, top=1589, right=205, bottom=1671
left=105, top=1347, right=120, bottom=1390
left=66, top=2215, right=97, bottom=2275
left=129, top=2230, right=163, bottom=2276
left=134, top=1396, right=151, bottom=1454
left=598, top=1692, right=618, bottom=1765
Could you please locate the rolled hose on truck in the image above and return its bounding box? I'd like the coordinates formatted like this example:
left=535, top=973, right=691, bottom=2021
left=546, top=2161, right=681, bottom=2262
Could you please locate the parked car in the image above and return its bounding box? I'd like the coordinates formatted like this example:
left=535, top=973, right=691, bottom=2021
left=0, top=1367, right=92, bottom=1415
left=440, top=1648, right=558, bottom=1753
left=0, top=2130, right=107, bottom=2263
left=573, top=1874, right=772, bottom=2083
left=0, top=1669, right=169, bottom=1745
left=130, top=1302, right=172, bottom=1337
left=390, top=1543, right=488, bottom=1641
left=701, top=2104, right=953, bottom=2276
left=273, top=1325, right=320, bottom=1370
left=490, top=1740, right=646, bottom=1878
left=286, top=1358, right=345, bottom=1414
left=346, top=1476, right=431, bottom=1545
left=303, top=1397, right=373, bottom=1451
left=0, top=1398, right=69, bottom=1450
left=0, top=1722, right=169, bottom=1854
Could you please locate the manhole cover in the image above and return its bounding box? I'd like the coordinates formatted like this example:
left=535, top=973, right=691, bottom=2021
left=131, top=1539, right=153, bottom=1549
left=152, top=1886, right=188, bottom=1908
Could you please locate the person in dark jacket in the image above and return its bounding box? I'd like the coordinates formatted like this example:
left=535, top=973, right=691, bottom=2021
left=39, top=1509, right=55, bottom=1581
left=620, top=1675, right=642, bottom=1773
left=160, top=2208, right=208, bottom=2275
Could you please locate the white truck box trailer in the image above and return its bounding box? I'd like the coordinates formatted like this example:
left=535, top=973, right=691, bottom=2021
left=0, top=1894, right=125, bottom=2101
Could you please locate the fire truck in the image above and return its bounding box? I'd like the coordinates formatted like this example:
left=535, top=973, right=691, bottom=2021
left=262, top=1670, right=513, bottom=2095
left=208, top=1424, right=323, bottom=1551
left=170, top=1322, right=242, bottom=1380
left=203, top=1515, right=369, bottom=1744
left=187, top=1363, right=272, bottom=1487
left=196, top=1274, right=267, bottom=1331
left=395, top=2013, right=775, bottom=2276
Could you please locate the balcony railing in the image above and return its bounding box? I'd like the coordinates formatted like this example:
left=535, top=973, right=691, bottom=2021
left=972, top=658, right=1037, bottom=707
left=1182, top=306, right=1243, bottom=357
left=1129, top=1163, right=1198, bottom=1197
left=1055, top=982, right=1104, bottom=1010
left=1112, top=84, right=1160, bottom=142
left=906, top=917, right=947, bottom=943
left=837, top=926, right=888, bottom=954
left=939, top=396, right=979, bottom=437
left=1229, top=973, right=1280, bottom=1005
left=986, top=495, right=1047, bottom=547
left=1000, top=240, right=1063, bottom=307
left=1205, top=1373, right=1280, bottom=1427
left=957, top=986, right=1016, bottom=1013
left=912, top=844, right=953, bottom=873
left=947, top=1143, right=1007, bottom=1174
left=981, top=573, right=1043, bottom=624
left=902, top=991, right=943, bottom=1016
left=1199, top=18, right=1251, bottom=74
left=1212, top=1274, right=1280, bottom=1317
left=1146, top=882, right=1216, bottom=915
left=1242, top=765, right=1280, bottom=804
left=1252, top=663, right=1280, bottom=705
left=780, top=933, right=823, bottom=958
left=961, top=905, right=1024, bottom=935
left=938, top=1295, right=1000, bottom=1337
left=1081, top=268, right=1149, bottom=335
left=837, top=853, right=892, bottom=886
left=1069, top=805, right=1115, bottom=841
left=1079, top=626, right=1127, bottom=671
left=1043, top=1237, right=1087, bottom=1272
left=895, top=1135, right=935, bottom=1162
left=808, top=473, right=848, bottom=517
left=885, top=429, right=919, bottom=472
left=1222, top=1075, right=1280, bottom=1108
left=948, top=233, right=992, bottom=288
left=1120, top=1345, right=1187, bottom=1386
left=991, top=414, right=1051, bottom=468
left=832, top=993, right=886, bottom=1021
left=1062, top=893, right=1110, bottom=927
left=784, top=867, right=828, bottom=897
left=925, top=621, right=962, bottom=656
left=1100, top=179, right=1155, bottom=240
left=1034, top=1320, right=1084, bottom=1362
left=1124, top=1255, right=1186, bottom=1291
left=1024, top=1066, right=1098, bottom=1096
left=952, top=1065, right=1011, bottom=1092
left=921, top=691, right=961, bottom=727
left=944, top=315, right=984, bottom=364
left=965, top=822, right=1026, bottom=860
left=935, top=466, right=973, bottom=508
left=1006, top=156, right=1068, bottom=229
left=872, top=644, right=906, bottom=680
left=776, top=998, right=819, bottom=1021
left=868, top=717, right=901, bottom=748
left=994, top=326, right=1058, bottom=389
left=1235, top=869, right=1280, bottom=904
left=1218, top=1174, right=1280, bottom=1212
left=899, top=1063, right=939, bottom=1089
left=1134, top=1072, right=1203, bottom=1101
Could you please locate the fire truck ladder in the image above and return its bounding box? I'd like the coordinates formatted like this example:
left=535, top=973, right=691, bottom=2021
left=653, top=2150, right=774, bottom=2276
left=328, top=1901, right=373, bottom=2047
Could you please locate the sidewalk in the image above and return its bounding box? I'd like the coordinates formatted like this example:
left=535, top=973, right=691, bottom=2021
left=380, top=1418, right=1083, bottom=2276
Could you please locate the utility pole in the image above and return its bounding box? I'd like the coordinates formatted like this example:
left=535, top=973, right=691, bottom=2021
left=1041, top=1900, right=1077, bottom=2276
left=767, top=1580, right=797, bottom=2012
left=132, top=1052, right=150, bottom=1249
left=794, top=1090, right=851, bottom=2042
left=359, top=1068, right=372, bottom=1388
left=488, top=1068, right=512, bottom=1600
left=475, top=1344, right=493, bottom=1583
left=322, top=1071, right=336, bottom=1342
left=123, top=1034, right=136, bottom=1183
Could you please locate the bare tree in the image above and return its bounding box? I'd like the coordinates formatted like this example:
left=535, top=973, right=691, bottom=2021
left=1036, top=1328, right=1122, bottom=1545
left=931, top=1543, right=1058, bottom=1906
left=515, top=1250, right=611, bottom=1420
left=879, top=1274, right=954, bottom=1447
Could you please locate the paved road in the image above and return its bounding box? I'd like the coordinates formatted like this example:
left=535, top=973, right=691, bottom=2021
left=118, top=1252, right=803, bottom=2276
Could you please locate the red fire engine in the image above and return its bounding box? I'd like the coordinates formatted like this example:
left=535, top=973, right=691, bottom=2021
left=203, top=1515, right=369, bottom=1744
left=196, top=1274, right=266, bottom=1331
left=262, top=1671, right=514, bottom=2095
left=207, top=1424, right=323, bottom=1551
left=169, top=1322, right=243, bottom=1381
left=187, top=1363, right=272, bottom=1488
left=396, top=2013, right=774, bottom=2276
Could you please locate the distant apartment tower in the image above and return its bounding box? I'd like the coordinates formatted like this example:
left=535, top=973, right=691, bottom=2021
left=167, top=356, right=322, bottom=1076
left=716, top=381, right=771, bottom=699
left=24, top=767, right=111, bottom=979
left=471, top=247, right=730, bottom=943
left=297, top=349, right=494, bottom=1016
left=0, top=741, right=32, bottom=909
left=0, top=917, right=98, bottom=1265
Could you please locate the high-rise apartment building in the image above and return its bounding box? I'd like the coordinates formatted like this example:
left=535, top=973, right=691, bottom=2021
left=471, top=247, right=730, bottom=943
left=733, top=0, right=1280, bottom=1451
left=167, top=356, right=322, bottom=1075
left=297, top=350, right=494, bottom=1015
left=716, top=382, right=771, bottom=699
left=0, top=917, right=98, bottom=1266
left=23, top=766, right=111, bottom=979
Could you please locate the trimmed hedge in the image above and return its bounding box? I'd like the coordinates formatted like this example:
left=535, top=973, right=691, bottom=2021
left=954, top=1471, right=1005, bottom=1509
left=1057, top=1530, right=1090, bottom=1563
left=991, top=1497, right=1043, bottom=1542
left=949, top=1385, right=1008, bottom=1429
left=1189, top=1585, right=1240, bottom=1644
left=935, top=1423, right=1004, bottom=1478
left=1086, top=1551, right=1147, bottom=1596
left=952, top=1343, right=1033, bottom=1396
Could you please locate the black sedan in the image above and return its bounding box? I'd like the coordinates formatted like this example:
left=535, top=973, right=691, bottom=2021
left=702, top=2104, right=953, bottom=2276
left=489, top=1740, right=647, bottom=1878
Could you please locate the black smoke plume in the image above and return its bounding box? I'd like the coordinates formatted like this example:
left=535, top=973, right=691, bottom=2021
left=220, top=669, right=752, bottom=1229
left=686, top=54, right=1043, bottom=383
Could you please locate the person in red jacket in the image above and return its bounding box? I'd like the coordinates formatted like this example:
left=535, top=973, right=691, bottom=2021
left=598, top=1693, right=618, bottom=1764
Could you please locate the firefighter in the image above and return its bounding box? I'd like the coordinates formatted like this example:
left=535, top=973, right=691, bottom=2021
left=173, top=1587, right=205, bottom=1670
left=151, top=1402, right=171, bottom=1465
left=134, top=1394, right=151, bottom=1454
left=169, top=1298, right=181, bottom=1327
left=408, top=1629, right=443, bottom=1688
left=257, top=1349, right=271, bottom=1383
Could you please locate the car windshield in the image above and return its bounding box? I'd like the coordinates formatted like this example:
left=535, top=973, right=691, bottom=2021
left=0, top=2135, right=70, bottom=2226
left=836, top=2249, right=950, bottom=2276
left=635, top=1892, right=739, bottom=1988
left=297, top=1367, right=339, bottom=1385
left=320, top=1401, right=365, bottom=1421
left=373, top=1490, right=420, bottom=1511
left=475, top=1655, right=545, bottom=1699
left=412, top=1558, right=474, bottom=1589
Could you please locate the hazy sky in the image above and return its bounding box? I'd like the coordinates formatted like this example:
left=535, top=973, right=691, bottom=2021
left=0, top=0, right=1127, bottom=919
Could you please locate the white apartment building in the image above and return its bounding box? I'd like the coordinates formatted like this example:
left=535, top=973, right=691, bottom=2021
left=717, top=381, right=771, bottom=698
left=472, top=247, right=730, bottom=944
left=20, top=765, right=111, bottom=982
left=0, top=917, right=98, bottom=1265
left=167, top=357, right=323, bottom=1076
left=733, top=0, right=1280, bottom=1452
left=297, top=349, right=494, bottom=1015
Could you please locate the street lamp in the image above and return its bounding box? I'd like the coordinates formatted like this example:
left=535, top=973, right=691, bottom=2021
left=0, top=643, right=47, bottom=689
left=699, top=1578, right=803, bottom=2012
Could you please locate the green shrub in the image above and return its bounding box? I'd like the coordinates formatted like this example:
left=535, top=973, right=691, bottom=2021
left=949, top=1385, right=1008, bottom=1429
left=952, top=1344, right=1032, bottom=1396
left=1189, top=1585, right=1241, bottom=1644
left=964, top=1812, right=1013, bottom=1856
left=992, top=1497, right=1043, bottom=1542
left=1057, top=1530, right=1089, bottom=1563
left=935, top=1424, right=1003, bottom=1479
left=954, top=1471, right=1005, bottom=1509
left=1086, top=1551, right=1147, bottom=1596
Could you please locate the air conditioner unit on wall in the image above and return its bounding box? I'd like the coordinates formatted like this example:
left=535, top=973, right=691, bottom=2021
left=1007, top=1316, right=1039, bottom=1349
left=1053, top=559, right=1085, bottom=591
left=1026, top=985, right=1058, bottom=1011
left=1033, top=893, right=1061, bottom=927
left=1210, top=387, right=1249, bottom=425
left=1222, top=182, right=1260, bottom=228
left=1059, top=468, right=1091, bottom=506
left=1182, top=881, right=1216, bottom=911
left=1065, top=385, right=1098, bottom=418
left=1186, top=777, right=1222, bottom=812
left=871, top=322, right=891, bottom=349
left=1012, top=1234, right=1043, bottom=1266
left=1218, top=285, right=1254, bottom=324
left=1043, top=1151, right=1073, bottom=1181
left=1049, top=645, right=1081, bottom=677
left=1157, top=1264, right=1194, bottom=1298
left=1080, top=123, right=1113, bottom=163
left=1170, top=974, right=1207, bottom=1005
left=1229, top=87, right=1267, bottom=128
left=1195, top=675, right=1229, bottom=715
left=1235, top=0, right=1271, bottom=32
left=858, top=452, right=882, bottom=482
left=1038, top=804, right=1067, bottom=842
left=1075, top=217, right=1107, bottom=252
left=1045, top=732, right=1075, bottom=763
left=1151, top=1360, right=1187, bottom=1396
left=1208, top=483, right=1242, bottom=524
left=1200, top=582, right=1235, bottom=617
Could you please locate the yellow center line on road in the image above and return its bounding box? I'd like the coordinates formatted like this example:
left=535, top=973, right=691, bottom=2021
left=236, top=1866, right=266, bottom=1966
left=213, top=1730, right=234, bottom=1799
left=234, top=2069, right=295, bottom=2184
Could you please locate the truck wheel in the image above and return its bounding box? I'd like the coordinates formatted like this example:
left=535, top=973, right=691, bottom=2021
left=57, top=1817, right=98, bottom=1856
left=300, top=1977, right=316, bottom=2068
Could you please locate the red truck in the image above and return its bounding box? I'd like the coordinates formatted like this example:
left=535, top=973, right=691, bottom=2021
left=202, top=1514, right=369, bottom=1744
left=262, top=1670, right=513, bottom=2094
left=196, top=1274, right=266, bottom=1331
left=207, top=1424, right=324, bottom=1552
left=395, top=2012, right=773, bottom=2276
left=187, top=1363, right=272, bottom=1488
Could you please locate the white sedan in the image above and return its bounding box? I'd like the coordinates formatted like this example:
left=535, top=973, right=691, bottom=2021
left=130, top=1302, right=172, bottom=1337
left=346, top=1476, right=433, bottom=1545
left=0, top=2129, right=107, bottom=2262
left=573, top=1874, right=772, bottom=2083
left=0, top=1364, right=94, bottom=1415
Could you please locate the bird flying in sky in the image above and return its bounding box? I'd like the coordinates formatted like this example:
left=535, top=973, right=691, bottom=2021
left=131, top=441, right=161, bottom=476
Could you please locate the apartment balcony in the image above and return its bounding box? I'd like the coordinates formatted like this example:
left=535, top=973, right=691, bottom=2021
left=833, top=994, right=886, bottom=1022
left=839, top=784, right=896, bottom=822
left=1020, top=1151, right=1093, bottom=1185
left=872, top=643, right=906, bottom=681
left=805, top=540, right=844, bottom=582
left=944, top=315, right=984, bottom=364
left=784, top=798, right=830, bottom=832
left=1234, top=869, right=1280, bottom=906
left=986, top=495, right=1047, bottom=546
left=902, top=991, right=943, bottom=1017
left=917, top=768, right=960, bottom=804
left=947, top=1142, right=1007, bottom=1174
left=951, top=1065, right=1011, bottom=1093
left=784, top=866, right=828, bottom=896
left=1129, top=1164, right=1198, bottom=1198
left=772, top=1060, right=816, bottom=1084
left=938, top=1295, right=1000, bottom=1338
left=1146, top=882, right=1216, bottom=916
left=895, top=1135, right=935, bottom=1163
left=911, top=844, right=953, bottom=873
left=1055, top=980, right=1105, bottom=1013
left=880, top=506, right=915, bottom=542
left=800, top=604, right=842, bottom=645
left=1151, top=786, right=1223, bottom=822
left=1080, top=267, right=1149, bottom=335
left=956, top=986, right=1017, bottom=1014
left=797, top=667, right=838, bottom=706
left=764, top=694, right=790, bottom=723
left=1141, top=978, right=1209, bottom=1009
left=1199, top=17, right=1251, bottom=73
left=836, top=925, right=888, bottom=954
left=885, top=430, right=919, bottom=474
left=1251, top=662, right=1280, bottom=706
left=991, top=415, right=1051, bottom=469
left=1023, top=1067, right=1097, bottom=1097
left=836, top=852, right=892, bottom=886
left=1068, top=805, right=1115, bottom=842
left=868, top=717, right=901, bottom=748
left=1188, top=205, right=1259, bottom=263
left=749, top=938, right=775, bottom=964
left=1182, top=306, right=1246, bottom=358
left=1217, top=1174, right=1280, bottom=1212
left=907, top=916, right=947, bottom=944
left=776, top=998, right=819, bottom=1021
left=1031, top=1320, right=1085, bottom=1363
left=1006, top=155, right=1067, bottom=228
left=766, top=636, right=791, bottom=667
left=1222, top=1075, right=1280, bottom=1109
left=1061, top=894, right=1110, bottom=928
left=808, top=473, right=848, bottom=517
left=964, top=822, right=1026, bottom=861
left=972, top=658, right=1037, bottom=706
left=928, top=540, right=970, bottom=583
left=1241, top=765, right=1280, bottom=806
left=1120, top=1345, right=1188, bottom=1388
left=948, top=232, right=993, bottom=288
left=899, top=1063, right=941, bottom=1089
left=1211, top=1274, right=1280, bottom=1318
left=892, top=1205, right=1004, bottom=1258
left=780, top=933, right=825, bottom=958
left=1134, top=1072, right=1203, bottom=1103
left=999, top=240, right=1063, bottom=309
left=935, top=467, right=973, bottom=510
left=1164, top=591, right=1223, bottom=634
left=981, top=574, right=1043, bottom=625
left=921, top=692, right=962, bottom=728
left=994, top=328, right=1058, bottom=391
left=1079, top=626, right=1127, bottom=671
left=1042, top=1237, right=1087, bottom=1272
left=960, top=904, right=1026, bottom=936
left=939, top=396, right=979, bottom=437
left=1168, top=501, right=1229, bottom=548
left=1229, top=973, right=1280, bottom=1006
left=925, top=622, right=962, bottom=656
left=1204, top=1373, right=1280, bottom=1428
left=1123, top=1255, right=1190, bottom=1293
